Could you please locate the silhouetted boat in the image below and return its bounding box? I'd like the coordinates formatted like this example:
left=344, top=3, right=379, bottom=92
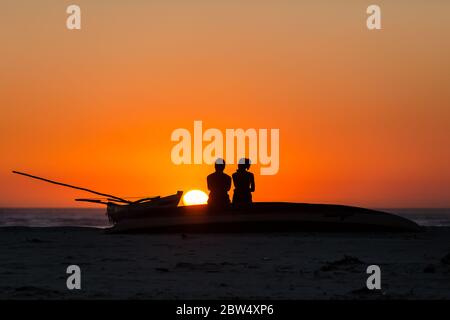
left=11, top=171, right=421, bottom=233
left=106, top=191, right=184, bottom=223
left=105, top=195, right=421, bottom=233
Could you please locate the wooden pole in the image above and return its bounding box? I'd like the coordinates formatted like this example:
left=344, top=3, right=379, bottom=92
left=12, top=171, right=131, bottom=204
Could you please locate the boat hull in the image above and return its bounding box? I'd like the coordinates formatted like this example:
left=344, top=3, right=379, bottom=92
left=105, top=203, right=421, bottom=233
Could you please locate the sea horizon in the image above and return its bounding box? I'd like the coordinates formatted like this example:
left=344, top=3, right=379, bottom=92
left=1, top=207, right=449, bottom=228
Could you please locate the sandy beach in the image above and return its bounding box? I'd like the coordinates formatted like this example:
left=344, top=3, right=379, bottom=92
left=1, top=227, right=449, bottom=300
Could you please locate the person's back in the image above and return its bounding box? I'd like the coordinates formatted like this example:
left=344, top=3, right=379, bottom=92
left=207, top=159, right=231, bottom=208
left=232, top=158, right=255, bottom=205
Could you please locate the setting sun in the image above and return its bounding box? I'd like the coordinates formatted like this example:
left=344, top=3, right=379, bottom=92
left=182, top=190, right=208, bottom=206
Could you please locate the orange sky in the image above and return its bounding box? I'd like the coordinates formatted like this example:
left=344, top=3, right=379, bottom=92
left=1, top=1, right=449, bottom=208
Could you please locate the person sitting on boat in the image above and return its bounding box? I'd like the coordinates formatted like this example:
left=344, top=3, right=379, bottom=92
left=207, top=158, right=232, bottom=208
left=232, top=158, right=255, bottom=205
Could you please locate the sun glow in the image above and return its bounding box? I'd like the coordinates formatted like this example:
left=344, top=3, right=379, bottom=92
left=182, top=190, right=208, bottom=206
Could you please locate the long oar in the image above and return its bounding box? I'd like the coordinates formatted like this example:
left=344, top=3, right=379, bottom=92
left=12, top=171, right=131, bottom=204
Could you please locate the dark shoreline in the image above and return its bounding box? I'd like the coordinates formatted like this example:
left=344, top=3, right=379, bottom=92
left=1, top=227, right=449, bottom=299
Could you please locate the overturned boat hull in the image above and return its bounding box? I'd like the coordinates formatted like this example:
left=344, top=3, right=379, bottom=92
left=105, top=202, right=421, bottom=233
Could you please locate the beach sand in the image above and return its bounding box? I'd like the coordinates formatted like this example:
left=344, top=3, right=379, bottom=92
left=1, top=227, right=449, bottom=299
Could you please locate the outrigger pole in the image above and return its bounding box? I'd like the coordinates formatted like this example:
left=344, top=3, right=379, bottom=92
left=12, top=171, right=131, bottom=204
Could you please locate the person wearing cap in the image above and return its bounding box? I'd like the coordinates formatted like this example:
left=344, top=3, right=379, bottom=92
left=232, top=158, right=255, bottom=205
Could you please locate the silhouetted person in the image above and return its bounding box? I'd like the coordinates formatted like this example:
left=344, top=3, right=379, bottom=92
left=207, top=158, right=231, bottom=208
left=232, top=158, right=255, bottom=205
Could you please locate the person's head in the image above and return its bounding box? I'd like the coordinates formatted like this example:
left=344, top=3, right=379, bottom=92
left=215, top=158, right=226, bottom=172
left=238, top=158, right=251, bottom=171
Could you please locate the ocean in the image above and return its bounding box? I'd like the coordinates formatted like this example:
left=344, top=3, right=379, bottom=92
left=0, top=208, right=108, bottom=228
left=0, top=207, right=449, bottom=228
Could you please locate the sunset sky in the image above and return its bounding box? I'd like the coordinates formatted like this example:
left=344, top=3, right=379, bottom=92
left=1, top=0, right=449, bottom=208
